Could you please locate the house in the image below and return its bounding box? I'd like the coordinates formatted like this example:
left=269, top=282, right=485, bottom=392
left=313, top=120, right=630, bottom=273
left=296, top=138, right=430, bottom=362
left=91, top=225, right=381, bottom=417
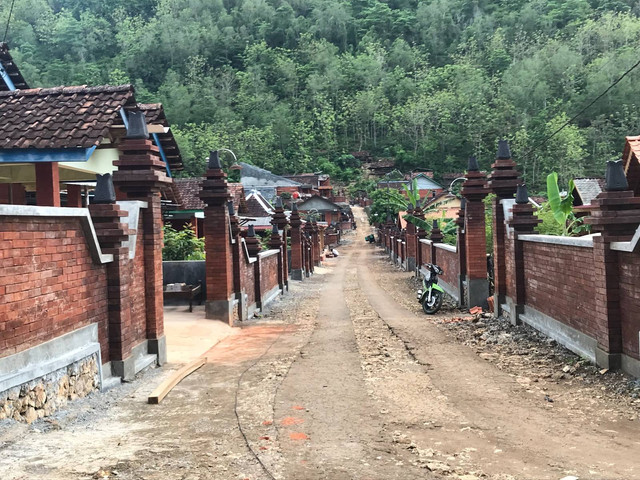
left=572, top=178, right=605, bottom=208
left=622, top=136, right=640, bottom=195
left=377, top=173, right=444, bottom=202
left=296, top=195, right=353, bottom=230
left=284, top=173, right=333, bottom=198
left=366, top=159, right=396, bottom=176
left=239, top=162, right=302, bottom=200
left=422, top=192, right=462, bottom=219
left=166, top=179, right=248, bottom=236
left=0, top=84, right=183, bottom=206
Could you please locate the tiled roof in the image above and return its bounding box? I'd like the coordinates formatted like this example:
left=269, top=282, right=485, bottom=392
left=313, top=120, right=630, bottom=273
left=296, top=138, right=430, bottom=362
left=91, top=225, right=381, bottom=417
left=139, top=103, right=183, bottom=171
left=0, top=43, right=29, bottom=91
left=0, top=84, right=136, bottom=149
left=174, top=178, right=205, bottom=210
left=573, top=178, right=605, bottom=206
left=245, top=190, right=274, bottom=218
left=173, top=179, right=247, bottom=213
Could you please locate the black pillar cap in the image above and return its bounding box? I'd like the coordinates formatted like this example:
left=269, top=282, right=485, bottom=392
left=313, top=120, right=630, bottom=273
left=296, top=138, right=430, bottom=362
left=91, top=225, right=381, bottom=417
left=432, top=219, right=438, bottom=229
left=125, top=110, right=149, bottom=139
left=516, top=184, right=529, bottom=204
left=407, top=203, right=414, bottom=213
left=460, top=198, right=466, bottom=210
left=93, top=173, right=116, bottom=204
left=497, top=140, right=511, bottom=159
left=247, top=224, right=256, bottom=237
left=275, top=197, right=283, bottom=208
left=292, top=202, right=298, bottom=212
left=272, top=224, right=279, bottom=235
left=208, top=150, right=222, bottom=170
left=605, top=159, right=629, bottom=191
left=467, top=156, right=479, bottom=172
left=227, top=200, right=235, bottom=216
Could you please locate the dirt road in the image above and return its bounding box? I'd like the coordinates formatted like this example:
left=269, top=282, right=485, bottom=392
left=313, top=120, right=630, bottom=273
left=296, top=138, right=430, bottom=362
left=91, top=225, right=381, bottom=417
left=1, top=207, right=639, bottom=480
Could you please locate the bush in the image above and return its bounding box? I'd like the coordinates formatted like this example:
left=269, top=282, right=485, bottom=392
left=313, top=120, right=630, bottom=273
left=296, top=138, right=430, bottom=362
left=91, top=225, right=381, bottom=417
left=163, top=223, right=205, bottom=261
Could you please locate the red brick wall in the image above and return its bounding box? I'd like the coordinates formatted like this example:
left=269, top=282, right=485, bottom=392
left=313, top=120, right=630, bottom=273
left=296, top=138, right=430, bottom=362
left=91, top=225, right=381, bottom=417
left=129, top=217, right=148, bottom=351
left=435, top=246, right=459, bottom=288
left=259, top=253, right=279, bottom=299
left=0, top=218, right=109, bottom=361
left=618, top=251, right=640, bottom=360
left=419, top=240, right=432, bottom=265
left=240, top=246, right=256, bottom=307
left=522, top=241, right=598, bottom=340
left=505, top=237, right=515, bottom=300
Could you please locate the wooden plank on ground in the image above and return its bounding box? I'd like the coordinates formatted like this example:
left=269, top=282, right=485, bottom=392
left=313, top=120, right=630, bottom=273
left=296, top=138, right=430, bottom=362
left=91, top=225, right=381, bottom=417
left=148, top=357, right=207, bottom=404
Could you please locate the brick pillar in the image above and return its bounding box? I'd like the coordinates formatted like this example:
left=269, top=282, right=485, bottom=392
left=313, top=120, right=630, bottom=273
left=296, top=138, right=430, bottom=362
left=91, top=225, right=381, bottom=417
left=304, top=220, right=315, bottom=272
left=268, top=223, right=285, bottom=292
left=461, top=157, right=489, bottom=309
left=113, top=126, right=171, bottom=364
left=430, top=220, right=443, bottom=265
left=272, top=197, right=290, bottom=290
left=456, top=198, right=467, bottom=307
left=246, top=225, right=263, bottom=309
left=66, top=184, right=83, bottom=208
left=312, top=220, right=321, bottom=266
left=405, top=204, right=417, bottom=272
left=507, top=184, right=541, bottom=325
left=585, top=160, right=640, bottom=369
left=228, top=201, right=246, bottom=320
left=35, top=162, right=60, bottom=207
left=88, top=175, right=134, bottom=379
left=488, top=140, right=521, bottom=317
left=290, top=204, right=305, bottom=280
left=414, top=202, right=427, bottom=275
left=198, top=151, right=234, bottom=324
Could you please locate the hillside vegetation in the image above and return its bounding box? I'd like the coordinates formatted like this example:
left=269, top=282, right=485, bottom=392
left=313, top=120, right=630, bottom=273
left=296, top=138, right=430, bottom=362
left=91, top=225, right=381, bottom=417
left=3, top=0, right=640, bottom=189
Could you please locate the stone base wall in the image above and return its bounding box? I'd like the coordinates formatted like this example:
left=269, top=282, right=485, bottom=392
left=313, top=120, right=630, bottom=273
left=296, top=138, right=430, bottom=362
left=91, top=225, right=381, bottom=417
left=0, top=354, right=99, bottom=424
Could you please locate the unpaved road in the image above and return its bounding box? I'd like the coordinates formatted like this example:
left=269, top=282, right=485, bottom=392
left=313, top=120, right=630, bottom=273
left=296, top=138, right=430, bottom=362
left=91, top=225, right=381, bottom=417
left=1, top=207, right=639, bottom=480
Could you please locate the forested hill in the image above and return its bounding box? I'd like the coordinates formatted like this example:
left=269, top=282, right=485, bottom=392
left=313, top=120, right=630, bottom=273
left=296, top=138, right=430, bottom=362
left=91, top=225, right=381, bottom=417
left=3, top=0, right=640, bottom=190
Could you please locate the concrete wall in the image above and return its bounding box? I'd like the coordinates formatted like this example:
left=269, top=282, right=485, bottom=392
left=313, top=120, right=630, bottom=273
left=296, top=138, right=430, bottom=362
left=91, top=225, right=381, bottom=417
left=162, top=260, right=206, bottom=291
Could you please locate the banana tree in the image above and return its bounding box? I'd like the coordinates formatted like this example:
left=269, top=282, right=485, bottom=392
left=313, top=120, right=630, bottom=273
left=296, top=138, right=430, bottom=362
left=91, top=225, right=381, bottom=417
left=546, top=172, right=585, bottom=236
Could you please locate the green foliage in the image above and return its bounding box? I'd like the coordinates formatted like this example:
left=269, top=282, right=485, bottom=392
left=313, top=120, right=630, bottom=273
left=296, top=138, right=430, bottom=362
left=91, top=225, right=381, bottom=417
left=3, top=1, right=640, bottom=189
left=162, top=224, right=205, bottom=261
left=368, top=188, right=407, bottom=224
left=545, top=172, right=587, bottom=236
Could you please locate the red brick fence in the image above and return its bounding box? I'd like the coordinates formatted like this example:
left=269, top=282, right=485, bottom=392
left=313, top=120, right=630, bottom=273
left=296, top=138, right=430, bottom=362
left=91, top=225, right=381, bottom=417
left=199, top=152, right=326, bottom=325
left=377, top=142, right=640, bottom=378
left=1, top=137, right=169, bottom=422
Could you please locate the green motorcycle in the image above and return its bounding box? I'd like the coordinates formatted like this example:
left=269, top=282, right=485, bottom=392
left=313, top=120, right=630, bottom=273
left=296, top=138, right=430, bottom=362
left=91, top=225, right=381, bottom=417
left=417, top=263, right=445, bottom=314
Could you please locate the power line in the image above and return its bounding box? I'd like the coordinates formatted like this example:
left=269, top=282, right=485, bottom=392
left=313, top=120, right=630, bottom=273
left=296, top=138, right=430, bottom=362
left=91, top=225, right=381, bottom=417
left=3, top=0, right=16, bottom=43
left=522, top=55, right=640, bottom=161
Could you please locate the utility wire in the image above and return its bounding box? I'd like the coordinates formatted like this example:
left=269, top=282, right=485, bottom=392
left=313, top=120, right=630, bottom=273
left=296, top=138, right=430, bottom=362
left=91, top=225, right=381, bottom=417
left=522, top=55, right=640, bottom=161
left=3, top=0, right=16, bottom=43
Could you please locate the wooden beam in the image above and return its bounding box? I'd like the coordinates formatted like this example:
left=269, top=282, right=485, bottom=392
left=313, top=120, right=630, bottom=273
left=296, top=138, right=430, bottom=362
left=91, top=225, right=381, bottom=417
left=147, top=357, right=207, bottom=404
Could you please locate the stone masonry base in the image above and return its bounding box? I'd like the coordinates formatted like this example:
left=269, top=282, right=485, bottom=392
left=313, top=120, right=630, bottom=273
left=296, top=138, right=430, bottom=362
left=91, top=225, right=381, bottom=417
left=0, top=354, right=99, bottom=424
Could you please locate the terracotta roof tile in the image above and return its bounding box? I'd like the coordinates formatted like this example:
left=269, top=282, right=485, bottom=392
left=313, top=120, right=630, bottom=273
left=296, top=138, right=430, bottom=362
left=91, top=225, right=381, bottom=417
left=0, top=84, right=136, bottom=149
left=173, top=179, right=247, bottom=213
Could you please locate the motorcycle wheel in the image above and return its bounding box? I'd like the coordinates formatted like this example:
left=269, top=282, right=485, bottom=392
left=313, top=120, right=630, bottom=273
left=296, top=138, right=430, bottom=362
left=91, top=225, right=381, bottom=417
left=422, top=290, right=443, bottom=314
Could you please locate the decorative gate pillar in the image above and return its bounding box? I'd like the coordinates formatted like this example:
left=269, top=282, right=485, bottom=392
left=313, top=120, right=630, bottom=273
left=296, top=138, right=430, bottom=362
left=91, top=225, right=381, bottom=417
left=290, top=203, right=305, bottom=280
left=461, top=157, right=489, bottom=309
left=271, top=197, right=290, bottom=290
left=199, top=151, right=234, bottom=324
left=488, top=140, right=521, bottom=317
left=507, top=184, right=541, bottom=325
left=113, top=110, right=171, bottom=365
left=585, top=160, right=640, bottom=370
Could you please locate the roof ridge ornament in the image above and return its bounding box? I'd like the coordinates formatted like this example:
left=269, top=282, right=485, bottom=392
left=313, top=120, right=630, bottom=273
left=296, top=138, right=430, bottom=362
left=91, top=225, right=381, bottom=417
left=125, top=110, right=148, bottom=139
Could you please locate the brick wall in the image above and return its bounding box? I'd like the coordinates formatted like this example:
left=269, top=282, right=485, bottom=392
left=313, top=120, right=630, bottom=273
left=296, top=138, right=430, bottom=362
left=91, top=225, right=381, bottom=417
left=618, top=251, right=640, bottom=360
left=504, top=236, right=515, bottom=301
left=129, top=216, right=148, bottom=352
left=259, top=253, right=279, bottom=299
left=0, top=218, right=109, bottom=361
left=435, top=246, right=459, bottom=288
left=239, top=244, right=256, bottom=307
left=419, top=240, right=432, bottom=265
left=522, top=241, right=598, bottom=340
